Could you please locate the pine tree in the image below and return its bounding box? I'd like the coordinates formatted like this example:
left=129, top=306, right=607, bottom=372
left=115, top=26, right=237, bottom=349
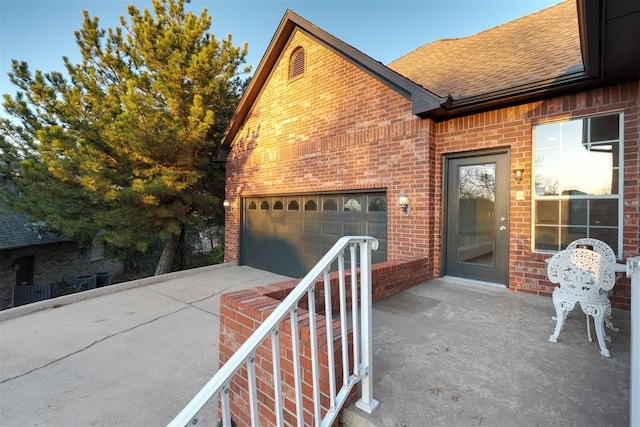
left=0, top=0, right=249, bottom=275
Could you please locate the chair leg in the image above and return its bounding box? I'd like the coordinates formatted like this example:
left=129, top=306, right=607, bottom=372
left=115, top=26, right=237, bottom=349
left=592, top=309, right=611, bottom=357
left=549, top=296, right=567, bottom=343
left=605, top=314, right=619, bottom=333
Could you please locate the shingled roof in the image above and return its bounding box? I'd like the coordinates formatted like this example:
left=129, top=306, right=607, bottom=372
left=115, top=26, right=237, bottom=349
left=388, top=0, right=582, bottom=100
left=0, top=211, right=69, bottom=250
left=221, top=0, right=638, bottom=144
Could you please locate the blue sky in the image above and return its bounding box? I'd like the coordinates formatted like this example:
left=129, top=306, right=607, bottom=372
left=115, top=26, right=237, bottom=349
left=0, top=0, right=560, bottom=99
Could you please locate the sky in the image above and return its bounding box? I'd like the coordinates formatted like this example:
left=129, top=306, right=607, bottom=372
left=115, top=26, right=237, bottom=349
left=0, top=0, right=560, bottom=100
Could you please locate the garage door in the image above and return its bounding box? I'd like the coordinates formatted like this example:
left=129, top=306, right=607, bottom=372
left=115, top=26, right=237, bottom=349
left=242, top=192, right=387, bottom=278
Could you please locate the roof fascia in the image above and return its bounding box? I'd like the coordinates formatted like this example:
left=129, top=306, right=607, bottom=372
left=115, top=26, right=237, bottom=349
left=220, top=10, right=441, bottom=150
left=422, top=71, right=601, bottom=121
left=576, top=0, right=603, bottom=77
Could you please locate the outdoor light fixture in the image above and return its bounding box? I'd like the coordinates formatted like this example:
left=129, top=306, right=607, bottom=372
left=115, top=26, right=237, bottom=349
left=223, top=199, right=232, bottom=211
left=513, top=166, right=525, bottom=184
left=398, top=191, right=410, bottom=216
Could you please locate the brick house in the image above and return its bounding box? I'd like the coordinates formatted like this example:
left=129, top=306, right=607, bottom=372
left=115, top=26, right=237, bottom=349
left=0, top=211, right=123, bottom=309
left=212, top=0, right=639, bottom=423
left=220, top=0, right=639, bottom=308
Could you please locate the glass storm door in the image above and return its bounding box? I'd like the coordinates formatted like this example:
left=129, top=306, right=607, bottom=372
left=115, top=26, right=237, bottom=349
left=445, top=153, right=509, bottom=285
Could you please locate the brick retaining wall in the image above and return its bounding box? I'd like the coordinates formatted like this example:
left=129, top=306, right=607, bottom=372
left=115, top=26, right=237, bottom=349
left=218, top=258, right=430, bottom=425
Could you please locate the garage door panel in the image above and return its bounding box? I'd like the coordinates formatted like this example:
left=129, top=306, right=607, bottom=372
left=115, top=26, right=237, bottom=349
left=321, top=218, right=341, bottom=236
left=303, top=219, right=321, bottom=234
left=367, top=220, right=386, bottom=237
left=302, top=241, right=322, bottom=257
left=343, top=219, right=364, bottom=235
left=286, top=217, right=303, bottom=234
left=243, top=193, right=387, bottom=277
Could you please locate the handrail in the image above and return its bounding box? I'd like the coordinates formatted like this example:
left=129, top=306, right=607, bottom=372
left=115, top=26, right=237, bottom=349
left=168, top=235, right=379, bottom=427
left=628, top=256, right=640, bottom=427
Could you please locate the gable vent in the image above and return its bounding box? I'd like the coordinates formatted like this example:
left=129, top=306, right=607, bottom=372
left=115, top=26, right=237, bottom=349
left=289, top=47, right=305, bottom=79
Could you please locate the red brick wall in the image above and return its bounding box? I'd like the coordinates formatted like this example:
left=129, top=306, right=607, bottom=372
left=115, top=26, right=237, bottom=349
left=218, top=259, right=430, bottom=425
left=434, top=82, right=639, bottom=309
left=223, top=30, right=639, bottom=309
left=224, top=30, right=435, bottom=272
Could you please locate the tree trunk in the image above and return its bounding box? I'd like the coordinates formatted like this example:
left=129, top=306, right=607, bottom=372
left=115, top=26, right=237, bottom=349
left=154, top=233, right=180, bottom=276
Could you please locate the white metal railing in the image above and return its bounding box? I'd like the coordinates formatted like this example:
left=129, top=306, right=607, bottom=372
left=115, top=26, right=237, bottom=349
left=168, top=236, right=379, bottom=427
left=628, top=256, right=640, bottom=427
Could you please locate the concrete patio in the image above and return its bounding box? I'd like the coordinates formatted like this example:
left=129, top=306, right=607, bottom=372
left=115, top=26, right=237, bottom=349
left=0, top=265, right=630, bottom=426
left=341, top=278, right=630, bottom=426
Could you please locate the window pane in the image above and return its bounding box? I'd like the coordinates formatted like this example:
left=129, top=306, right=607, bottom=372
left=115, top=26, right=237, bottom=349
left=536, top=200, right=559, bottom=224
left=534, top=166, right=559, bottom=196
left=534, top=123, right=562, bottom=150
left=323, top=198, right=338, bottom=211
left=535, top=226, right=558, bottom=251
left=590, top=228, right=618, bottom=253
left=248, top=201, right=257, bottom=210
left=288, top=200, right=299, bottom=211
left=559, top=147, right=617, bottom=195
left=561, top=199, right=587, bottom=225
left=344, top=198, right=361, bottom=212
left=273, top=200, right=284, bottom=210
left=561, top=226, right=587, bottom=249
left=590, top=199, right=618, bottom=226
left=260, top=201, right=269, bottom=210
left=368, top=197, right=387, bottom=212
left=304, top=200, right=317, bottom=211
left=590, top=115, right=619, bottom=142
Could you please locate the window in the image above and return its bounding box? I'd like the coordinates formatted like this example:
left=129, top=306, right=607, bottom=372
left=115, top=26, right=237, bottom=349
left=368, top=196, right=387, bottom=212
left=344, top=198, right=362, bottom=212
left=273, top=200, right=284, bottom=210
left=90, top=242, right=105, bottom=261
left=260, top=201, right=270, bottom=210
left=248, top=201, right=257, bottom=210
left=288, top=200, right=300, bottom=211
left=323, top=198, right=338, bottom=211
left=289, top=47, right=305, bottom=80
left=304, top=199, right=318, bottom=211
left=533, top=113, right=622, bottom=255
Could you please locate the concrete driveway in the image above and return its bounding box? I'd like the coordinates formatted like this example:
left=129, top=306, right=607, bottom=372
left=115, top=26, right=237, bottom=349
left=0, top=264, right=290, bottom=426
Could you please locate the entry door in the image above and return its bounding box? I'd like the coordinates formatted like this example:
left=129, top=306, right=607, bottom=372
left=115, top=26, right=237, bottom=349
left=445, top=153, right=509, bottom=284
left=15, top=256, right=34, bottom=285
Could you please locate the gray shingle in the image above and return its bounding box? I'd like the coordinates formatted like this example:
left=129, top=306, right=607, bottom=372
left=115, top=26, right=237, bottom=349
left=388, top=0, right=582, bottom=99
left=0, top=212, right=69, bottom=250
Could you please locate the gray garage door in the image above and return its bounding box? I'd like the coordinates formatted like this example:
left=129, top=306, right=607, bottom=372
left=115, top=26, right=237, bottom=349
left=242, top=192, right=387, bottom=278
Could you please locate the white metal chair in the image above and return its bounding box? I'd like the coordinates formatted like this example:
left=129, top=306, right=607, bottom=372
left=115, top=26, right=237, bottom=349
left=547, top=248, right=617, bottom=357
left=565, top=237, right=620, bottom=332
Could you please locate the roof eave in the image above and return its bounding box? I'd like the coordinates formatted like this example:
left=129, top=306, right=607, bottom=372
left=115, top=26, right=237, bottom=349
left=418, top=72, right=601, bottom=121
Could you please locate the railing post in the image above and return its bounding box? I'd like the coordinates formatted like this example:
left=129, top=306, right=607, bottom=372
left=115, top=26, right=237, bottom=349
left=355, top=239, right=379, bottom=414
left=629, top=256, right=640, bottom=427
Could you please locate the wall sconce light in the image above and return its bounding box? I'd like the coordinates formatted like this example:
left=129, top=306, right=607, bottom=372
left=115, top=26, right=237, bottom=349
left=223, top=199, right=232, bottom=211
left=398, top=191, right=410, bottom=216
left=512, top=166, right=525, bottom=184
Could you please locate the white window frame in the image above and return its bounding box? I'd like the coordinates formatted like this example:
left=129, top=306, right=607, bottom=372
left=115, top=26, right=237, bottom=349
left=531, top=112, right=624, bottom=257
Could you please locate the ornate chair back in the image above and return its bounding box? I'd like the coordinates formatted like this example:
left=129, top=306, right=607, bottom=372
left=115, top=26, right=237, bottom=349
left=546, top=248, right=616, bottom=302
left=566, top=238, right=617, bottom=265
